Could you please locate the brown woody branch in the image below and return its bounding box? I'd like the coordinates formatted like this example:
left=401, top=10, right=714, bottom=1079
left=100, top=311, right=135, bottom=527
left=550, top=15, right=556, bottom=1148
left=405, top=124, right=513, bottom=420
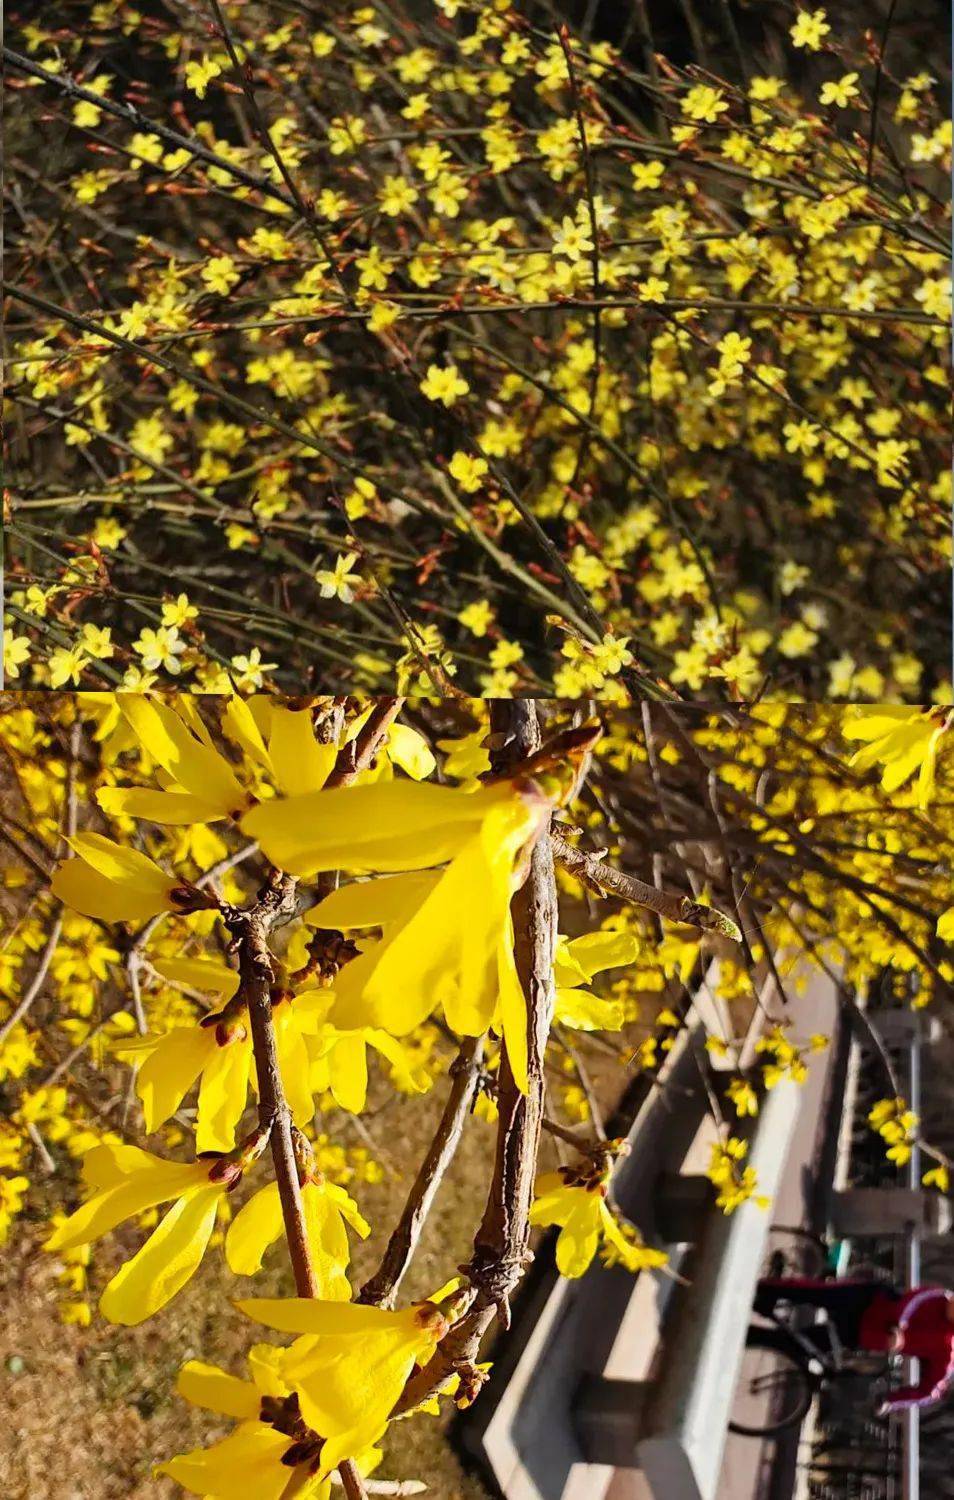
left=359, top=1034, right=485, bottom=1309
left=326, top=698, right=405, bottom=788
left=228, top=869, right=368, bottom=1500
left=550, top=825, right=742, bottom=941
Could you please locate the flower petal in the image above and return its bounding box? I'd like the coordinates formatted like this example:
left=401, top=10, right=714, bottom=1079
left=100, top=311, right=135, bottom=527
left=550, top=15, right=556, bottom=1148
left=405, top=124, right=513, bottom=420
left=560, top=931, right=638, bottom=980
left=99, top=1183, right=221, bottom=1324
left=241, top=780, right=524, bottom=878
left=120, top=696, right=246, bottom=813
left=197, top=1036, right=253, bottom=1152
left=221, top=695, right=273, bottom=774
left=64, top=831, right=174, bottom=892
left=275, top=1009, right=316, bottom=1127
left=133, top=1027, right=215, bottom=1133
left=554, top=986, right=624, bottom=1032
left=268, top=706, right=337, bottom=796
left=225, top=1182, right=285, bottom=1276
left=555, top=1195, right=602, bottom=1278
left=97, top=786, right=224, bottom=825
left=175, top=1359, right=262, bottom=1419
left=51, top=857, right=174, bottom=923
left=386, top=723, right=436, bottom=781
left=156, top=1422, right=291, bottom=1499
left=327, top=1032, right=368, bottom=1114
left=46, top=1154, right=202, bottom=1251
left=305, top=871, right=437, bottom=933
left=238, top=1297, right=407, bottom=1337
left=152, top=955, right=240, bottom=997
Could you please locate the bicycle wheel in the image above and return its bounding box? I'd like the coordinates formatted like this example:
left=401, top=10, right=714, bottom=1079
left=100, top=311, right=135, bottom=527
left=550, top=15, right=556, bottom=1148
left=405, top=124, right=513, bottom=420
left=760, top=1224, right=829, bottom=1281
left=728, top=1329, right=816, bottom=1437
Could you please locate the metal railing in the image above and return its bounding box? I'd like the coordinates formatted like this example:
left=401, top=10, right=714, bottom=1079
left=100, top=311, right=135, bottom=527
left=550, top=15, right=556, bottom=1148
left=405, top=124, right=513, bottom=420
left=804, top=999, right=931, bottom=1500
left=901, top=1015, right=921, bottom=1500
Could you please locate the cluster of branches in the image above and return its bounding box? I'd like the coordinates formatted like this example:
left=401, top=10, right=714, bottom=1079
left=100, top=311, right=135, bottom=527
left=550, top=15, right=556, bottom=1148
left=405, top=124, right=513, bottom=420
left=4, top=0, right=950, bottom=700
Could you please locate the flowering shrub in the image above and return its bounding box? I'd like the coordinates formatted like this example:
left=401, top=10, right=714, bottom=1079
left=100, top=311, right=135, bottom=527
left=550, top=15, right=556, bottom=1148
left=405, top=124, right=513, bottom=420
left=3, top=2, right=950, bottom=699
left=1, top=694, right=953, bottom=1492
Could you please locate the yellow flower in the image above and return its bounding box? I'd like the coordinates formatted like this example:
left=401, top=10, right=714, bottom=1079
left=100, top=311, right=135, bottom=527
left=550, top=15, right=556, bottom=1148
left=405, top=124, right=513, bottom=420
left=448, top=450, right=489, bottom=493
left=790, top=8, right=830, bottom=50
left=922, top=1165, right=950, bottom=1193
left=123, top=953, right=340, bottom=1139
left=419, top=363, right=469, bottom=406
left=184, top=56, right=223, bottom=98
left=96, top=695, right=251, bottom=824
left=630, top=160, right=665, bottom=191
left=238, top=1295, right=451, bottom=1475
left=315, top=550, right=362, bottom=603
left=681, top=84, right=729, bottom=124
left=637, top=275, right=669, bottom=304
left=552, top=930, right=638, bottom=1031
left=157, top=1346, right=379, bottom=1497
left=50, top=832, right=198, bottom=923
left=201, top=255, right=241, bottom=296
left=842, top=708, right=949, bottom=807
left=299, top=782, right=551, bottom=1092
left=726, top=1077, right=759, bottom=1118
left=552, top=214, right=593, bottom=262
left=378, top=174, right=418, bottom=216
left=706, top=1137, right=770, bottom=1213
left=226, top=1177, right=369, bottom=1294
left=161, top=592, right=199, bottom=628
left=3, top=634, right=31, bottom=680
left=915, top=277, right=952, bottom=320
left=48, top=644, right=91, bottom=689
left=305, top=1016, right=425, bottom=1114
left=436, top=728, right=492, bottom=781
left=529, top=1168, right=666, bottom=1278
left=820, top=72, right=860, bottom=108
left=132, top=625, right=186, bottom=674
left=45, top=1142, right=227, bottom=1324
left=458, top=600, right=495, bottom=637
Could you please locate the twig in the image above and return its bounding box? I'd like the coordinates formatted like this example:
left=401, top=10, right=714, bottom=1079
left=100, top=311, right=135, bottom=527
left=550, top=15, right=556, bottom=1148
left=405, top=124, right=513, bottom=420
left=326, top=699, right=405, bottom=789
left=2, top=48, right=305, bottom=213
left=205, top=0, right=352, bottom=302
left=0, top=725, right=78, bottom=1048
left=0, top=907, right=64, bottom=1048
left=331, top=1481, right=426, bottom=1497
left=556, top=26, right=603, bottom=494
left=541, top=1114, right=601, bottom=1154
left=553, top=1025, right=606, bottom=1140
left=866, top=0, right=901, bottom=182
left=549, top=825, right=741, bottom=940
left=360, top=1035, right=485, bottom=1308
left=0, top=822, right=53, bottom=882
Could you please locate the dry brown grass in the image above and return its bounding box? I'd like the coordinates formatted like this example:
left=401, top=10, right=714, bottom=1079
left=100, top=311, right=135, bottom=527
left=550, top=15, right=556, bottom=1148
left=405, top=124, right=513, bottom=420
left=1, top=1071, right=511, bottom=1500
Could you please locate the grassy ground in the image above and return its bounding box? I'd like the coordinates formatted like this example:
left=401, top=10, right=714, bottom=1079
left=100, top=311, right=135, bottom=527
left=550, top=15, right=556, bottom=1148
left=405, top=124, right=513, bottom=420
left=1, top=1072, right=504, bottom=1500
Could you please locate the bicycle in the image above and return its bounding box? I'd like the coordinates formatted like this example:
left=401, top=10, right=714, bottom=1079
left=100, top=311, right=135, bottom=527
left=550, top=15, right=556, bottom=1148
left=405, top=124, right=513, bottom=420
left=728, top=1226, right=900, bottom=1438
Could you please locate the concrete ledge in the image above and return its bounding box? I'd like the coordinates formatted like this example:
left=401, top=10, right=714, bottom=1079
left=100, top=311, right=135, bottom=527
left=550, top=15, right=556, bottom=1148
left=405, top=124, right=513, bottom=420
left=576, top=1075, right=804, bottom=1500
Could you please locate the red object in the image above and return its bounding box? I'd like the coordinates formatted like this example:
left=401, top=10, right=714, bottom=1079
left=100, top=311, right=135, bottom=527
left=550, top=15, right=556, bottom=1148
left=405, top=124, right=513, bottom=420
left=861, top=1286, right=954, bottom=1411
